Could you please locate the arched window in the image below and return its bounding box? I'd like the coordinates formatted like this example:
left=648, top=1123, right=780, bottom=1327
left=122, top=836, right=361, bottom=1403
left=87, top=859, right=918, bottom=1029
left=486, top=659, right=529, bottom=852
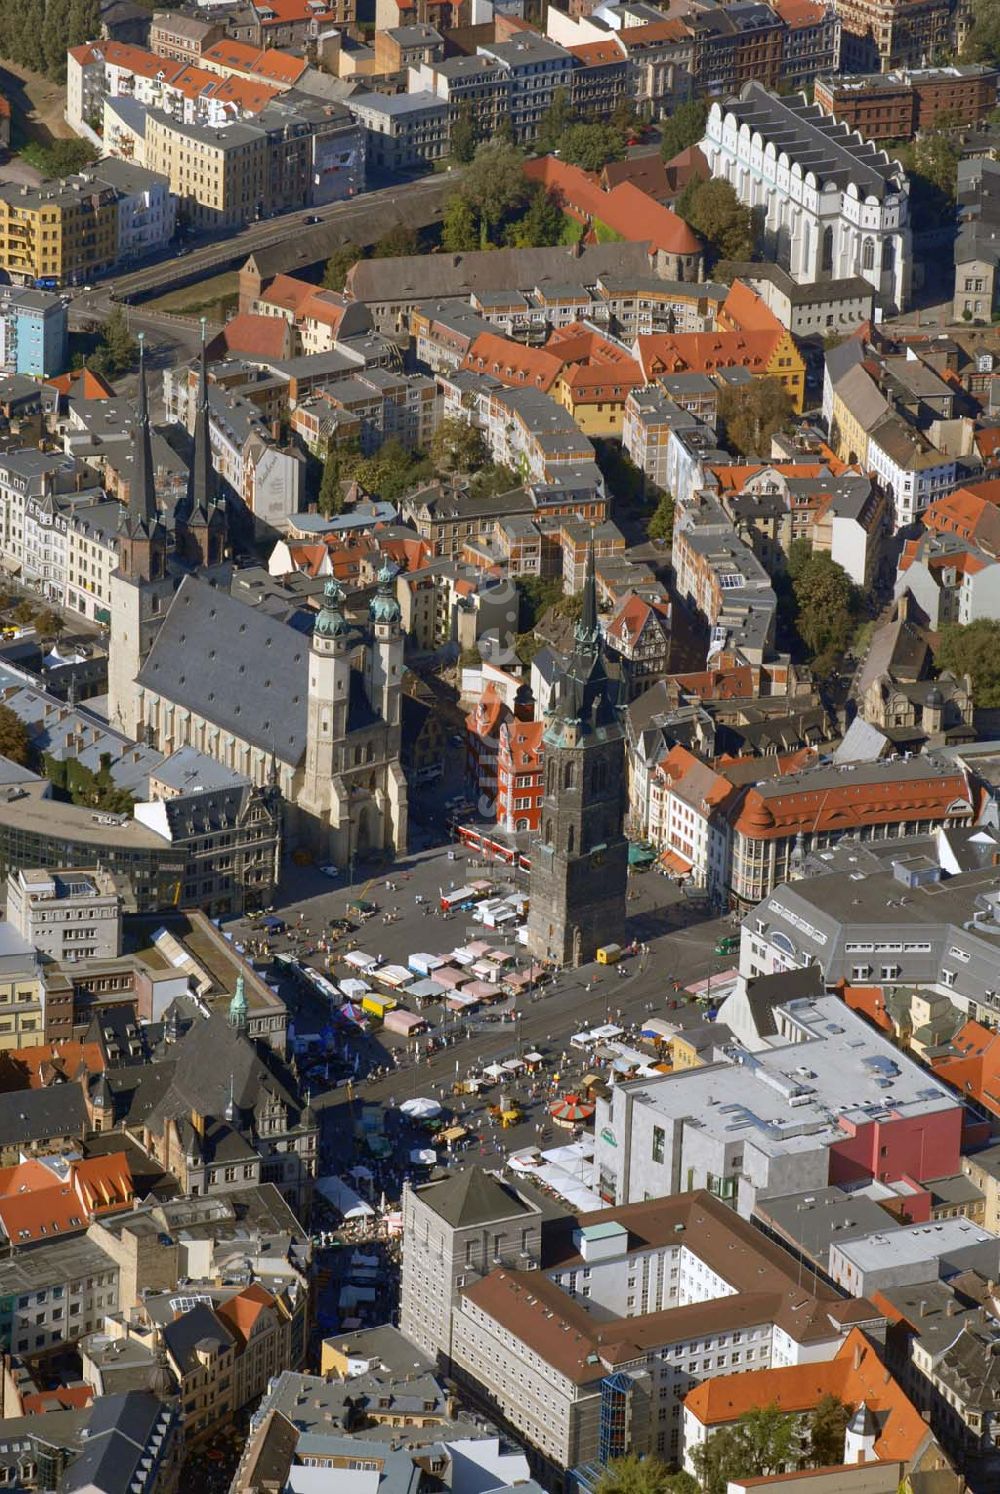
left=564, top=760, right=575, bottom=790
left=883, top=237, right=895, bottom=273
left=567, top=826, right=575, bottom=855
left=821, top=226, right=834, bottom=274
left=547, top=761, right=554, bottom=795
left=862, top=237, right=876, bottom=272
left=544, top=818, right=553, bottom=845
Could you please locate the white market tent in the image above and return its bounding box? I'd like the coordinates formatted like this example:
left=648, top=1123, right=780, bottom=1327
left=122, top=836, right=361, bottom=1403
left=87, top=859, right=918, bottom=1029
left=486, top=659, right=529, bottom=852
left=344, top=951, right=380, bottom=971
left=315, top=1176, right=375, bottom=1219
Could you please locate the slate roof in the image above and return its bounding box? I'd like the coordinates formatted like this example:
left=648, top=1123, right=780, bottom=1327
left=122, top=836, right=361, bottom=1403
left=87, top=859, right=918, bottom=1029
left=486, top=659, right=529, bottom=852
left=0, top=1084, right=86, bottom=1146
left=61, top=1392, right=175, bottom=1494
left=724, top=81, right=905, bottom=202
left=417, top=1169, right=534, bottom=1228
left=163, top=1302, right=234, bottom=1377
left=137, top=576, right=308, bottom=765
left=141, top=1012, right=299, bottom=1135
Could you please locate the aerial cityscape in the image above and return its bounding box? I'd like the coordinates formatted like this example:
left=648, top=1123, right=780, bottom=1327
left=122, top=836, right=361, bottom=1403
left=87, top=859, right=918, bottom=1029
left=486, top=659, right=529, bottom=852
left=1, top=0, right=1000, bottom=1492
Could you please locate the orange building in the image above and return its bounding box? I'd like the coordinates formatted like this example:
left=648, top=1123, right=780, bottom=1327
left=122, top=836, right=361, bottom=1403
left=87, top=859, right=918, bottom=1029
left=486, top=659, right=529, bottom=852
left=496, top=718, right=544, bottom=833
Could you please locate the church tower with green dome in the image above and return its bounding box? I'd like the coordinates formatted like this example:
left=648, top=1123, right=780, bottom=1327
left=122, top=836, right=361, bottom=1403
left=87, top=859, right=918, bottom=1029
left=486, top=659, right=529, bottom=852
left=298, top=567, right=407, bottom=866
left=368, top=560, right=402, bottom=732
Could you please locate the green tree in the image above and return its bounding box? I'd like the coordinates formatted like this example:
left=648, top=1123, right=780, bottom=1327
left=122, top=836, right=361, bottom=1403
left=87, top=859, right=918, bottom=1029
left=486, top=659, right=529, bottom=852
left=611, top=96, right=641, bottom=137
left=441, top=193, right=480, bottom=252
left=459, top=644, right=482, bottom=668
left=33, top=608, right=64, bottom=644
left=895, top=135, right=960, bottom=231
left=455, top=140, right=529, bottom=248
left=67, top=0, right=101, bottom=50
left=323, top=241, right=363, bottom=291
left=318, top=451, right=343, bottom=517
left=809, top=1394, right=851, bottom=1468
left=431, top=416, right=486, bottom=474
left=41, top=0, right=70, bottom=79
left=21, top=138, right=97, bottom=177
left=373, top=224, right=420, bottom=258
left=537, top=85, right=575, bottom=153
left=792, top=552, right=861, bottom=663
left=469, top=463, right=518, bottom=498
left=647, top=490, right=674, bottom=543
left=0, top=704, right=29, bottom=766
left=676, top=177, right=756, bottom=266
left=504, top=184, right=566, bottom=248
left=937, top=618, right=1000, bottom=707
left=692, top=1407, right=797, bottom=1494
left=347, top=439, right=433, bottom=503
left=88, top=306, right=138, bottom=378
left=451, top=104, right=477, bottom=164
left=516, top=575, right=564, bottom=630
left=558, top=122, right=626, bottom=171
left=595, top=1453, right=683, bottom=1494
left=12, top=600, right=36, bottom=628
left=660, top=98, right=709, bottom=161
left=963, top=0, right=1000, bottom=61
left=717, top=377, right=793, bottom=458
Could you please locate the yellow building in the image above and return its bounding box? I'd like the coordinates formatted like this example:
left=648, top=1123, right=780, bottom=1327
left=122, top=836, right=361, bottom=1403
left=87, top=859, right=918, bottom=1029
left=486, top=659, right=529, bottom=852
left=0, top=926, right=44, bottom=1049
left=144, top=111, right=269, bottom=230
left=0, top=177, right=119, bottom=287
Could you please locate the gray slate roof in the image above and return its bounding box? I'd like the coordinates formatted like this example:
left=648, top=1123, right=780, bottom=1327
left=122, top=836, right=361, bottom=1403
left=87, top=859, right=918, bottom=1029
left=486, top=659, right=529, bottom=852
left=0, top=1084, right=86, bottom=1146
left=62, top=1392, right=175, bottom=1494
left=418, top=1169, right=534, bottom=1228
left=137, top=576, right=309, bottom=765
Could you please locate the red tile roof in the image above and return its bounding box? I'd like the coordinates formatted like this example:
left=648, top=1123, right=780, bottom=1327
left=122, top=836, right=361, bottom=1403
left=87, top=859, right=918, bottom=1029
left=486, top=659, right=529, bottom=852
left=524, top=156, right=701, bottom=258
left=732, top=767, right=972, bottom=840
left=462, top=332, right=563, bottom=392
left=0, top=1153, right=133, bottom=1245
left=685, top=1327, right=927, bottom=1464
left=216, top=1282, right=276, bottom=1346
left=206, top=313, right=290, bottom=360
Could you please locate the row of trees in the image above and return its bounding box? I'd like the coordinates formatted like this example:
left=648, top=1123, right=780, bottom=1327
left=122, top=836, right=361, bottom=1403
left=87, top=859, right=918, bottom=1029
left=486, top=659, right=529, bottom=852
left=0, top=0, right=100, bottom=83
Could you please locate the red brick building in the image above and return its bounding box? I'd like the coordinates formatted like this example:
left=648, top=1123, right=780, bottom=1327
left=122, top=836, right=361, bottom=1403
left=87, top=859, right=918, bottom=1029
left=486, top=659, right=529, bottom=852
left=815, top=64, right=1000, bottom=142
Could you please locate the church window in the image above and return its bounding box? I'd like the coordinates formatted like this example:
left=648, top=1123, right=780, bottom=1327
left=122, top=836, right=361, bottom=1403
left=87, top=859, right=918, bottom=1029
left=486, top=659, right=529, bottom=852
left=567, top=826, right=575, bottom=854
left=821, top=226, right=834, bottom=273
left=862, top=237, right=876, bottom=272
left=564, top=761, right=575, bottom=790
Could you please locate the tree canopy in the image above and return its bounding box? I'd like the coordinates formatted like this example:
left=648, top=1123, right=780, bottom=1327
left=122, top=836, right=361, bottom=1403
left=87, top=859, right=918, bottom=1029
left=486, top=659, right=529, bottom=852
left=321, top=439, right=432, bottom=506
left=430, top=417, right=487, bottom=474
left=450, top=104, right=477, bottom=164
left=963, top=0, right=1000, bottom=62
left=937, top=618, right=1000, bottom=707
left=691, top=1405, right=797, bottom=1494
left=0, top=0, right=102, bottom=82
left=558, top=122, right=627, bottom=171
left=88, top=306, right=138, bottom=379
left=676, top=178, right=757, bottom=266
left=894, top=135, right=960, bottom=232
left=660, top=99, right=709, bottom=162
left=791, top=550, right=861, bottom=667
left=646, top=491, right=675, bottom=544
left=717, top=377, right=793, bottom=458
left=595, top=1453, right=696, bottom=1494
left=809, top=1395, right=851, bottom=1469
left=0, top=704, right=30, bottom=767
left=323, top=242, right=363, bottom=292
left=443, top=141, right=566, bottom=250
left=373, top=224, right=421, bottom=259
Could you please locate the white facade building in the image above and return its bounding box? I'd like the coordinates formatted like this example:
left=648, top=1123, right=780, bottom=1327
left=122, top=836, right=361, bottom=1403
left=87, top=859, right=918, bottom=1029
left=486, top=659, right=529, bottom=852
left=702, top=82, right=911, bottom=312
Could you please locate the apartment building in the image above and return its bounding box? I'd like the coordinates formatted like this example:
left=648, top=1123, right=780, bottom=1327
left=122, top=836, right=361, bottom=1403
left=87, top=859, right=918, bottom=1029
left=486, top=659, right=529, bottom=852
left=477, top=33, right=574, bottom=145
left=727, top=754, right=976, bottom=908
left=0, top=285, right=67, bottom=377
left=91, top=156, right=176, bottom=263
left=149, top=12, right=225, bottom=62
left=692, top=2, right=785, bottom=95
left=954, top=157, right=1000, bottom=324
left=400, top=1170, right=543, bottom=1365
left=0, top=1236, right=120, bottom=1355
left=816, top=64, right=999, bottom=141
left=715, top=463, right=885, bottom=589
left=450, top=1192, right=875, bottom=1474
left=6, top=868, right=122, bottom=964
left=0, top=922, right=44, bottom=1051
left=835, top=0, right=955, bottom=72
left=0, top=176, right=119, bottom=287
left=672, top=490, right=777, bottom=667
left=347, top=91, right=449, bottom=172
left=142, top=97, right=362, bottom=229
left=775, top=0, right=842, bottom=93
left=647, top=743, right=735, bottom=896
left=412, top=54, right=510, bottom=146
left=594, top=984, right=963, bottom=1213
left=702, top=82, right=912, bottom=311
